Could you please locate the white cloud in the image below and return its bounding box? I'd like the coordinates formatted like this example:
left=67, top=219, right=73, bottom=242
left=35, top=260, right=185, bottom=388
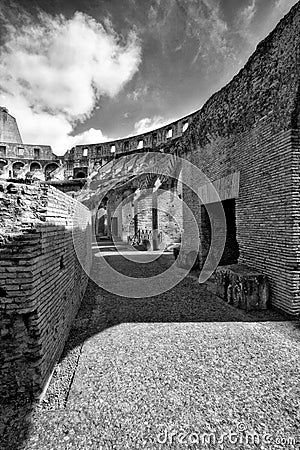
left=238, top=0, right=257, bottom=30
left=0, top=10, right=142, bottom=154
left=186, top=0, right=230, bottom=64
left=269, top=0, right=298, bottom=25
left=127, top=85, right=149, bottom=101
left=274, top=0, right=298, bottom=13
left=69, top=128, right=109, bottom=146
left=238, top=0, right=297, bottom=48
left=134, top=115, right=173, bottom=134
left=1, top=94, right=110, bottom=153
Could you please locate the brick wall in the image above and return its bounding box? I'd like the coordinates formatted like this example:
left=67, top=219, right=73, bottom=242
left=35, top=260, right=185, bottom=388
left=135, top=195, right=153, bottom=233
left=175, top=3, right=300, bottom=156
left=182, top=120, right=299, bottom=314
left=178, top=3, right=300, bottom=315
left=122, top=189, right=182, bottom=244
left=106, top=186, right=183, bottom=246
left=157, top=190, right=183, bottom=244
left=0, top=182, right=92, bottom=401
left=0, top=108, right=23, bottom=144
left=0, top=142, right=56, bottom=160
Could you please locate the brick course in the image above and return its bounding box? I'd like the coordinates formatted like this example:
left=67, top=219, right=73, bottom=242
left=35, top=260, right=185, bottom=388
left=178, top=0, right=300, bottom=315
left=0, top=108, right=22, bottom=144
left=0, top=182, right=92, bottom=401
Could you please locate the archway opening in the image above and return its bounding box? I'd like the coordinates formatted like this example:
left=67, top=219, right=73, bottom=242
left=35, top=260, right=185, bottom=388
left=0, top=160, right=7, bottom=178
left=75, top=171, right=86, bottom=179
left=30, top=162, right=42, bottom=172
left=45, top=163, right=59, bottom=180
left=12, top=161, right=25, bottom=178
left=95, top=197, right=108, bottom=237
left=200, top=198, right=239, bottom=268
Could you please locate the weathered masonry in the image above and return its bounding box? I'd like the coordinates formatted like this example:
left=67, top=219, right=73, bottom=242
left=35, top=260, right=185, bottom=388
left=1, top=0, right=300, bottom=403
left=82, top=3, right=300, bottom=316
left=0, top=182, right=92, bottom=401
left=177, top=3, right=300, bottom=315
left=87, top=3, right=300, bottom=315
left=105, top=184, right=183, bottom=248
left=0, top=107, right=61, bottom=180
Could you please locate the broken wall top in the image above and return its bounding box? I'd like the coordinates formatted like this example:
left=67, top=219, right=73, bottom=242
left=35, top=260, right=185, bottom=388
left=174, top=2, right=300, bottom=154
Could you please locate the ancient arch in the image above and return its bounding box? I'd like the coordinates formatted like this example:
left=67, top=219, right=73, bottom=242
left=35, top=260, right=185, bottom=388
left=0, top=159, right=7, bottom=170
left=12, top=161, right=25, bottom=178
left=75, top=171, right=86, bottom=179
left=30, top=161, right=42, bottom=171
left=44, top=162, right=59, bottom=180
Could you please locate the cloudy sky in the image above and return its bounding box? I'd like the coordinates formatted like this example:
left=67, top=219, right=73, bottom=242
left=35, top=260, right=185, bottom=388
left=0, top=0, right=297, bottom=155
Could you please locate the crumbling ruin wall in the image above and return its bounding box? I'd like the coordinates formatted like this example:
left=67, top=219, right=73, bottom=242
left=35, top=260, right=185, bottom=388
left=0, top=107, right=23, bottom=144
left=178, top=3, right=300, bottom=315
left=157, top=190, right=182, bottom=243
left=0, top=182, right=92, bottom=402
left=106, top=186, right=183, bottom=245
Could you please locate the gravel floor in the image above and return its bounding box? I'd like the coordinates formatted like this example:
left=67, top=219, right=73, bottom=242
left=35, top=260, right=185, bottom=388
left=2, top=241, right=300, bottom=450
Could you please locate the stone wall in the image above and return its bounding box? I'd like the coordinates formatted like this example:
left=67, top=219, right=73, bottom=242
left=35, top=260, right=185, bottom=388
left=65, top=112, right=195, bottom=162
left=177, top=2, right=300, bottom=154
left=0, top=107, right=23, bottom=144
left=183, top=121, right=297, bottom=313
left=106, top=186, right=183, bottom=247
left=157, top=190, right=183, bottom=243
left=135, top=195, right=153, bottom=234
left=0, top=182, right=92, bottom=402
left=179, top=2, right=300, bottom=315
left=0, top=142, right=56, bottom=160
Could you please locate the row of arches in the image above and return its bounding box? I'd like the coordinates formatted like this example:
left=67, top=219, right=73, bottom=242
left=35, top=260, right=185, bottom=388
left=74, top=171, right=87, bottom=179
left=0, top=160, right=60, bottom=178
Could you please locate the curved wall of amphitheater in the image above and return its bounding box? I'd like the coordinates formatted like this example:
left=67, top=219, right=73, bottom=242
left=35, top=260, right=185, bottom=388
left=175, top=2, right=300, bottom=316
left=52, top=2, right=300, bottom=315
left=63, top=112, right=196, bottom=178
left=1, top=1, right=300, bottom=402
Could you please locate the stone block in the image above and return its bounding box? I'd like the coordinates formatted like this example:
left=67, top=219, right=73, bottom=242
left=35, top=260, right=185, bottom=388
left=210, top=264, right=269, bottom=311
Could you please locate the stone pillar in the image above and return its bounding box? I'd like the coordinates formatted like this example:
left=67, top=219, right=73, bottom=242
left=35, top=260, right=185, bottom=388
left=121, top=198, right=134, bottom=242
left=152, top=189, right=159, bottom=250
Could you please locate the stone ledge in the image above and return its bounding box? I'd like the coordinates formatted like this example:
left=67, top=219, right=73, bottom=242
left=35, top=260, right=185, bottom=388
left=206, top=264, right=269, bottom=311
